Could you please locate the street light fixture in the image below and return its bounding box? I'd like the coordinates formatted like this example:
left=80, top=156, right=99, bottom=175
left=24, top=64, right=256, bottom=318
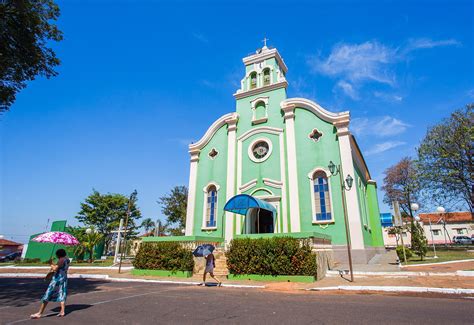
left=328, top=160, right=354, bottom=282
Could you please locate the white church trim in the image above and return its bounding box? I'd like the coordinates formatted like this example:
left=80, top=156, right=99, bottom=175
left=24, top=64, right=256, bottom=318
left=281, top=98, right=350, bottom=124
left=189, top=112, right=239, bottom=152
left=282, top=105, right=301, bottom=232
left=336, top=124, right=365, bottom=250
left=239, top=179, right=258, bottom=192
left=184, top=151, right=199, bottom=236
left=225, top=115, right=238, bottom=244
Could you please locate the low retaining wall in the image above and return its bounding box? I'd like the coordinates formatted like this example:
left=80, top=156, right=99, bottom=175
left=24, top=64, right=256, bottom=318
left=228, top=274, right=315, bottom=283
left=131, top=269, right=193, bottom=278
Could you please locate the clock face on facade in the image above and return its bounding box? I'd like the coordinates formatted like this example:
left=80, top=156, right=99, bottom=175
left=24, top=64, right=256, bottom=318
left=252, top=141, right=269, bottom=159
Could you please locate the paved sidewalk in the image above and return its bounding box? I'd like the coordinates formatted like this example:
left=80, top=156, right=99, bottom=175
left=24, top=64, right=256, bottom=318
left=2, top=266, right=473, bottom=296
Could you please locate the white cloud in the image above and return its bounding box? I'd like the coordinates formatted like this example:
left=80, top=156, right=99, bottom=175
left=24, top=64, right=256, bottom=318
left=404, top=38, right=461, bottom=52
left=309, top=41, right=396, bottom=85
left=467, top=89, right=474, bottom=99
left=365, top=141, right=406, bottom=156
left=192, top=32, right=208, bottom=43
left=335, top=80, right=359, bottom=100
left=351, top=116, right=411, bottom=137
left=309, top=38, right=460, bottom=99
left=373, top=91, right=403, bottom=102
left=169, top=138, right=195, bottom=146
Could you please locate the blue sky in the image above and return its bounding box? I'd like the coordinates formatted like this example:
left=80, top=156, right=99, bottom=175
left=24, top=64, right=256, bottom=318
left=1, top=0, right=473, bottom=243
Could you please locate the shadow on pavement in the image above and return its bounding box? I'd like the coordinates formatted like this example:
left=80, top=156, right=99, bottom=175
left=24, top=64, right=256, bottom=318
left=0, top=278, right=108, bottom=307
left=49, top=304, right=93, bottom=316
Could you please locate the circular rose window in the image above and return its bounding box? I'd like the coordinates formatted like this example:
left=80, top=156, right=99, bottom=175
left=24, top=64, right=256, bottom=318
left=248, top=138, right=272, bottom=162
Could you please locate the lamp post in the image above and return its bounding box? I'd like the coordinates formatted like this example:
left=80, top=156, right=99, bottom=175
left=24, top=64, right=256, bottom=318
left=119, top=190, right=137, bottom=274
left=412, top=203, right=438, bottom=259
left=436, top=206, right=449, bottom=247
left=328, top=161, right=354, bottom=282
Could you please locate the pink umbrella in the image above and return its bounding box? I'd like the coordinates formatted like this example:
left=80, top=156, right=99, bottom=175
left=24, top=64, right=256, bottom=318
left=32, top=231, right=80, bottom=246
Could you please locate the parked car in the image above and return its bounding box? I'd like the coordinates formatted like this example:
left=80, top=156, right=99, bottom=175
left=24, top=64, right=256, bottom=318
left=452, top=236, right=473, bottom=245
left=0, top=251, right=21, bottom=262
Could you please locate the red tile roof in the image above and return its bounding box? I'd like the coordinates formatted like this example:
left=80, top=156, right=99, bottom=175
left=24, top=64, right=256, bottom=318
left=418, top=211, right=473, bottom=224
left=0, top=238, right=23, bottom=246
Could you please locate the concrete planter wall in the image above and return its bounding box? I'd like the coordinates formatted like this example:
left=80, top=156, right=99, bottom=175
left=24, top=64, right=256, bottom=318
left=131, top=269, right=193, bottom=278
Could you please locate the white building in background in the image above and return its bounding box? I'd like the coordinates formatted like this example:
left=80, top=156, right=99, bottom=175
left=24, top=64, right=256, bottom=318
left=418, top=212, right=473, bottom=245
left=381, top=211, right=473, bottom=247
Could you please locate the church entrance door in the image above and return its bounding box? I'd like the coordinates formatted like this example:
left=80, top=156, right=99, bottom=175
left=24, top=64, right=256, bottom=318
left=247, top=208, right=274, bottom=234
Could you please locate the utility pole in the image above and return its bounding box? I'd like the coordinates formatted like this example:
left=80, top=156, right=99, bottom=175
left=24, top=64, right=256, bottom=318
left=119, top=190, right=137, bottom=274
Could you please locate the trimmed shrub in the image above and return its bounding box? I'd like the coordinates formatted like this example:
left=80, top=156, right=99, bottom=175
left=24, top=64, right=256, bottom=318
left=396, top=245, right=413, bottom=261
left=226, top=237, right=317, bottom=276
left=132, top=242, right=194, bottom=272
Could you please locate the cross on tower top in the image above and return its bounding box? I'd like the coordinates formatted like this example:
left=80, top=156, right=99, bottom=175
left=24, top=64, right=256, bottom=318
left=262, top=37, right=269, bottom=48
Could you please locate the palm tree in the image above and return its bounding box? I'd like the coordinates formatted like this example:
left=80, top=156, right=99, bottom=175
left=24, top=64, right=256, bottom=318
left=154, top=220, right=168, bottom=236
left=140, top=218, right=155, bottom=234
left=66, top=226, right=103, bottom=262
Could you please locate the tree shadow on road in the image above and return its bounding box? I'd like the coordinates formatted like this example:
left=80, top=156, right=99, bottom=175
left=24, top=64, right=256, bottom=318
left=0, top=278, right=108, bottom=307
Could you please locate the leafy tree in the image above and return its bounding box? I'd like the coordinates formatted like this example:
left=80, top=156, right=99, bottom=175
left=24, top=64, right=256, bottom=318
left=158, top=186, right=188, bottom=234
left=417, top=104, right=474, bottom=213
left=0, top=0, right=63, bottom=111
left=382, top=157, right=421, bottom=218
left=76, top=190, right=142, bottom=251
left=140, top=218, right=155, bottom=234
left=410, top=221, right=428, bottom=260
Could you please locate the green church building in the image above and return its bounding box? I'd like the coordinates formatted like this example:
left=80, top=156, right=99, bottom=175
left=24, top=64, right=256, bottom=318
left=183, top=45, right=384, bottom=263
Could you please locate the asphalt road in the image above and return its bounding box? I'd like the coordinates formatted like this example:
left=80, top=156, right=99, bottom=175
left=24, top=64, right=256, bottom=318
left=0, top=278, right=472, bottom=324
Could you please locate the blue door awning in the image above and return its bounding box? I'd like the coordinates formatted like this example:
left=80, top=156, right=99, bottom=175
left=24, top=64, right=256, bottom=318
left=223, top=194, right=276, bottom=216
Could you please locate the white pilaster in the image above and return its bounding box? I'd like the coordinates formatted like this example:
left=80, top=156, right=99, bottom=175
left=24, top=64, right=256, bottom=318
left=335, top=120, right=365, bottom=250
left=282, top=105, right=301, bottom=232
left=184, top=150, right=200, bottom=236
left=225, top=115, right=239, bottom=245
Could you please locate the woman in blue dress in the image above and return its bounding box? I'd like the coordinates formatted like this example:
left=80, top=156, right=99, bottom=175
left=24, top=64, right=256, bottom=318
left=31, top=249, right=70, bottom=318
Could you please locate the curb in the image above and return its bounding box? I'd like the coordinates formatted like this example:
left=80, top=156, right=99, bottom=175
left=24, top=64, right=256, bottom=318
left=326, top=270, right=474, bottom=277
left=400, top=259, right=474, bottom=268
left=0, top=273, right=265, bottom=289
left=308, top=285, right=474, bottom=295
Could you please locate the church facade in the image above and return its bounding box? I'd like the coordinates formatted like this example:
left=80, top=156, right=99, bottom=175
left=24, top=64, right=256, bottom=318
left=183, top=45, right=384, bottom=262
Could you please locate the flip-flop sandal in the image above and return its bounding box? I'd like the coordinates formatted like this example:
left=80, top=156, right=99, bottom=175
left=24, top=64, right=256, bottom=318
left=57, top=313, right=65, bottom=317
left=30, top=314, right=41, bottom=319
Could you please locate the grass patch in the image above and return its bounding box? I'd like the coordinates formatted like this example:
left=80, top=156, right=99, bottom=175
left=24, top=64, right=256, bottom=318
left=406, top=249, right=474, bottom=265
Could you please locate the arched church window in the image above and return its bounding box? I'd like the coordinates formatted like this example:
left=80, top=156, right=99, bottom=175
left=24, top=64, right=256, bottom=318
left=313, top=171, right=332, bottom=221
left=263, top=68, right=271, bottom=86
left=250, top=72, right=257, bottom=89
left=255, top=101, right=266, bottom=121
left=206, top=185, right=218, bottom=228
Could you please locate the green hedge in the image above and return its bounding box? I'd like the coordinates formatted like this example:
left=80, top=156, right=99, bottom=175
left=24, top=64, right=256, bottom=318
left=226, top=237, right=317, bottom=276
left=132, top=242, right=194, bottom=272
